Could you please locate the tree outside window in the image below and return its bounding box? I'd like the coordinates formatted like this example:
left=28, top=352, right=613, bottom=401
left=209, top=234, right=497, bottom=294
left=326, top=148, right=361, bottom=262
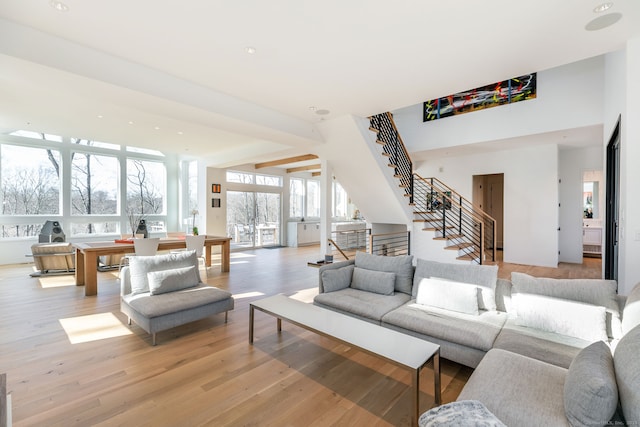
left=126, top=159, right=165, bottom=215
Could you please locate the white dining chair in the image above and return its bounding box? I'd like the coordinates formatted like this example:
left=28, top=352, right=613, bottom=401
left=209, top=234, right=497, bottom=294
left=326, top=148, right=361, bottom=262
left=172, top=234, right=207, bottom=276
left=119, top=237, right=160, bottom=276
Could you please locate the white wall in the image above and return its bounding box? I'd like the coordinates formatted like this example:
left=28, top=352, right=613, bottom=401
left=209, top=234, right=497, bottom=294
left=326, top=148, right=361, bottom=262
left=394, top=56, right=605, bottom=152
left=558, top=146, right=604, bottom=264
left=414, top=144, right=559, bottom=268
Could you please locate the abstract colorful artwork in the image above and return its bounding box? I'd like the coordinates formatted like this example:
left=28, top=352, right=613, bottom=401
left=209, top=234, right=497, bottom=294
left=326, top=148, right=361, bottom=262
left=423, top=73, right=537, bottom=122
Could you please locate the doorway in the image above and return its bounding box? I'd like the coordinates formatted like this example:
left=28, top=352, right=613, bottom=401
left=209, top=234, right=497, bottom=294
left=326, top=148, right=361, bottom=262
left=605, top=117, right=621, bottom=282
left=227, top=191, right=281, bottom=249
left=472, top=173, right=504, bottom=249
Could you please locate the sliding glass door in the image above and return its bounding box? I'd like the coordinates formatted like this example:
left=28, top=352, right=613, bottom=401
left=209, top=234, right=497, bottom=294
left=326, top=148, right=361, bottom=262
left=227, top=191, right=281, bottom=249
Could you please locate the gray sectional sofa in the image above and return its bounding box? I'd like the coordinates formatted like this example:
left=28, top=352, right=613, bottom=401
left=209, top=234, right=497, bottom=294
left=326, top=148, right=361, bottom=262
left=314, top=252, right=640, bottom=425
left=120, top=251, right=234, bottom=345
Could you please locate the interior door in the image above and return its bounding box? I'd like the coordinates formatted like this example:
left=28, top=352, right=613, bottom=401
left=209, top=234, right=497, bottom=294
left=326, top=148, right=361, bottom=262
left=605, top=118, right=621, bottom=283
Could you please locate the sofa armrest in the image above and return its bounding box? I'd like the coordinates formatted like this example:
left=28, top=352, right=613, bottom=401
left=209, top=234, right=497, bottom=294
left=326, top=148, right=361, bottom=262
left=318, top=259, right=355, bottom=293
left=120, top=266, right=132, bottom=296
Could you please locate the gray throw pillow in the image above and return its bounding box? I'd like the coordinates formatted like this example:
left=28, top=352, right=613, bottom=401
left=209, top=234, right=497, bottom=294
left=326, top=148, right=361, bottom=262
left=129, top=251, right=200, bottom=295
left=564, top=341, right=618, bottom=427
left=614, top=323, right=640, bottom=423
left=354, top=252, right=413, bottom=294
left=350, top=267, right=395, bottom=296
left=147, top=265, right=200, bottom=295
left=321, top=265, right=354, bottom=293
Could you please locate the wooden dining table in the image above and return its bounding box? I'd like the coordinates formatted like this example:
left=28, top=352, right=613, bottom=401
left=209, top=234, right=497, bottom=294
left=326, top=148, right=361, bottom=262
left=73, top=235, right=231, bottom=296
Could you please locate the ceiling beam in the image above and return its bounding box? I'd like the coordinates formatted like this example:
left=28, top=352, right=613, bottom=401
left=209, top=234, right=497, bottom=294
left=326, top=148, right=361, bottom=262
left=255, top=154, right=318, bottom=169
left=286, top=164, right=321, bottom=173
left=311, top=172, right=321, bottom=177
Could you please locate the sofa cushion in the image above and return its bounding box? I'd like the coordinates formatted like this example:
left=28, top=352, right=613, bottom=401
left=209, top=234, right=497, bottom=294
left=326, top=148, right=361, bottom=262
left=124, top=285, right=232, bottom=318
left=511, top=272, right=621, bottom=339
left=512, top=293, right=608, bottom=342
left=416, top=277, right=479, bottom=315
left=381, top=302, right=506, bottom=351
left=413, top=259, right=498, bottom=311
left=457, top=349, right=569, bottom=427
left=493, top=321, right=589, bottom=368
left=313, top=288, right=410, bottom=323
left=564, top=341, right=618, bottom=427
left=354, top=252, right=414, bottom=294
left=147, top=265, right=200, bottom=295
left=321, top=265, right=354, bottom=293
left=621, top=282, right=640, bottom=334
left=614, top=323, right=640, bottom=423
left=351, top=267, right=395, bottom=295
left=129, top=251, right=200, bottom=295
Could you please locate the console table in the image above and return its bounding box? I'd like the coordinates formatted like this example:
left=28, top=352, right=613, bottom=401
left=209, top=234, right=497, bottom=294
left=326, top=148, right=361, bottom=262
left=249, top=294, right=440, bottom=426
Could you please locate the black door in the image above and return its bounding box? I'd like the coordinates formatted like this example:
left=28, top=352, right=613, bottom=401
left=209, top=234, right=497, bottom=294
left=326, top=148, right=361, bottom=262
left=605, top=117, right=621, bottom=283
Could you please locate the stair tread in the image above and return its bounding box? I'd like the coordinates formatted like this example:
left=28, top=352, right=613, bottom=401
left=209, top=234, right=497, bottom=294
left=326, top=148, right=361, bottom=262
left=433, top=234, right=464, bottom=241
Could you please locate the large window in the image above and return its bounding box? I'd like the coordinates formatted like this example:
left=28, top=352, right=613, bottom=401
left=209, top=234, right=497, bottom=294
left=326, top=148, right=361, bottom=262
left=333, top=182, right=348, bottom=218
left=289, top=177, right=320, bottom=218
left=289, top=178, right=304, bottom=217
left=0, top=144, right=61, bottom=237
left=0, top=131, right=170, bottom=239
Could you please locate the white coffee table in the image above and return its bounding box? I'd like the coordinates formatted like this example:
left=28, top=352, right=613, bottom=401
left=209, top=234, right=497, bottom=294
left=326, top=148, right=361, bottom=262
left=249, top=294, right=441, bottom=426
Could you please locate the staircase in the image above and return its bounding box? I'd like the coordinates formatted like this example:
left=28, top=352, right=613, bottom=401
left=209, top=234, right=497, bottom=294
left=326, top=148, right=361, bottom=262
left=369, top=112, right=496, bottom=264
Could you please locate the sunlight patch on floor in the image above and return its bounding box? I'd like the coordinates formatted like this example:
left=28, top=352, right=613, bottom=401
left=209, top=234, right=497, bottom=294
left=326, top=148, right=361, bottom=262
left=59, top=312, right=132, bottom=344
left=233, top=291, right=266, bottom=299
left=288, top=287, right=318, bottom=303
left=38, top=274, right=77, bottom=289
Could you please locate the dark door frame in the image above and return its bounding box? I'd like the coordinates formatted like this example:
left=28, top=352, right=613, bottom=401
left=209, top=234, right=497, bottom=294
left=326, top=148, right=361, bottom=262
left=605, top=116, right=621, bottom=283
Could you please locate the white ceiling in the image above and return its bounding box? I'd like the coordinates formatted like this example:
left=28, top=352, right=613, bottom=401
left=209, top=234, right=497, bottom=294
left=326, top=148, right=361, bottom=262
left=0, top=0, right=639, bottom=167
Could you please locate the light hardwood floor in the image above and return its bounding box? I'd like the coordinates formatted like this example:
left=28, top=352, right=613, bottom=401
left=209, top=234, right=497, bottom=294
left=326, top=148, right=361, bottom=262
left=0, top=247, right=601, bottom=426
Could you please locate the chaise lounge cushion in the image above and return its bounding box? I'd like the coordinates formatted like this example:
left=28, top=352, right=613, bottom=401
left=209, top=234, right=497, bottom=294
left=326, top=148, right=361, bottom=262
left=564, top=341, right=618, bottom=427
left=382, top=302, right=506, bottom=351
left=354, top=252, right=414, bottom=294
left=511, top=272, right=621, bottom=339
left=457, top=348, right=569, bottom=427
left=413, top=259, right=498, bottom=311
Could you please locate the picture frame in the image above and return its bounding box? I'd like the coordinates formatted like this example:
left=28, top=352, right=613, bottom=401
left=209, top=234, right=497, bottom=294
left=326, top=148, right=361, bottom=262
left=212, top=183, right=221, bottom=193
left=212, top=198, right=221, bottom=208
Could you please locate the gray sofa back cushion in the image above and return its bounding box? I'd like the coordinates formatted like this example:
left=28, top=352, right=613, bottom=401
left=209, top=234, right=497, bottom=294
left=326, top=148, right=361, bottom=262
left=413, top=259, right=498, bottom=311
left=351, top=267, right=395, bottom=295
left=622, top=282, right=640, bottom=334
left=320, top=265, right=354, bottom=293
left=614, top=323, right=640, bottom=423
left=354, top=252, right=414, bottom=295
left=129, top=251, right=200, bottom=295
left=511, top=272, right=622, bottom=339
left=564, top=341, right=618, bottom=426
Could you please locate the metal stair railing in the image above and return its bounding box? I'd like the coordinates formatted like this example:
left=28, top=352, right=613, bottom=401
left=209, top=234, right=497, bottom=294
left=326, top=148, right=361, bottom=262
left=413, top=173, right=497, bottom=263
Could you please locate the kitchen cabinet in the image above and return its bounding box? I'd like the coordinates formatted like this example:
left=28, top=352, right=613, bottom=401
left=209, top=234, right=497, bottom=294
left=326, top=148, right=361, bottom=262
left=287, top=222, right=320, bottom=247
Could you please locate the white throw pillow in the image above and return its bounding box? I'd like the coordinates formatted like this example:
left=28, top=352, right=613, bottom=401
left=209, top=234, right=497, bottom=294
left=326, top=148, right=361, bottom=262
left=147, top=265, right=200, bottom=295
left=415, top=277, right=480, bottom=315
left=512, top=293, right=608, bottom=342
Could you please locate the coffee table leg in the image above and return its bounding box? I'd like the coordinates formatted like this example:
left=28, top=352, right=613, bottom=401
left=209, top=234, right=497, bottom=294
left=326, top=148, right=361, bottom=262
left=412, top=369, right=419, bottom=427
left=434, top=350, right=441, bottom=405
left=249, top=305, right=255, bottom=343
left=277, top=317, right=282, bottom=333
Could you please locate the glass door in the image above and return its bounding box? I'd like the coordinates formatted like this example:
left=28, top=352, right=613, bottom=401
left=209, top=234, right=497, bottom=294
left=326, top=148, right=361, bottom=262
left=227, top=191, right=280, bottom=249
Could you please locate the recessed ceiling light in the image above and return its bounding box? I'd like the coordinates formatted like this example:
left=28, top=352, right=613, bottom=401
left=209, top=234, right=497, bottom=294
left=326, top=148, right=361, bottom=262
left=154, top=126, right=160, bottom=130
left=585, top=12, right=622, bottom=31
left=309, top=106, right=317, bottom=111
left=316, top=109, right=330, bottom=115
left=593, top=2, right=613, bottom=13
left=177, top=131, right=183, bottom=135
left=50, top=1, right=69, bottom=12
left=128, top=121, right=134, bottom=125
left=245, top=46, right=257, bottom=54
left=97, top=115, right=103, bottom=119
